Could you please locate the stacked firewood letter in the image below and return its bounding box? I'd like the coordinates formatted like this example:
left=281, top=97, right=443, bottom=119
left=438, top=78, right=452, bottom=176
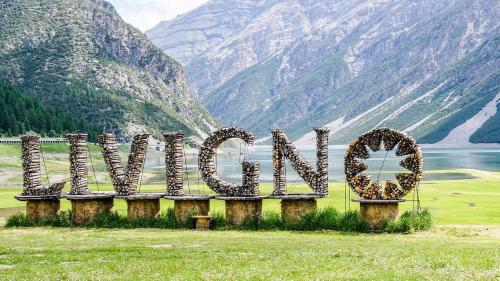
left=97, top=133, right=149, bottom=196
left=344, top=128, right=423, bottom=200
left=270, top=128, right=329, bottom=197
left=198, top=127, right=260, bottom=197
left=67, top=133, right=91, bottom=195
left=20, top=135, right=65, bottom=196
left=163, top=132, right=184, bottom=196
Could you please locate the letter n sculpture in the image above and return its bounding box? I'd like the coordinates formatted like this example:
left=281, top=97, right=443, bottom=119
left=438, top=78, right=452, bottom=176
left=271, top=128, right=329, bottom=197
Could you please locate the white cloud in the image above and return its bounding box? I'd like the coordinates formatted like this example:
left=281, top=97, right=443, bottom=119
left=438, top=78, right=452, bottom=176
left=106, top=0, right=208, bottom=32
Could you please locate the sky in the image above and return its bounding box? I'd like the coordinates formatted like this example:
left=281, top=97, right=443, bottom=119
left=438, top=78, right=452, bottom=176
left=106, top=0, right=209, bottom=32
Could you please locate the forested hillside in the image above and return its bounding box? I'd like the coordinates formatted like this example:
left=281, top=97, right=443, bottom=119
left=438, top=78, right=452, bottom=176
left=0, top=0, right=218, bottom=143
left=0, top=83, right=102, bottom=141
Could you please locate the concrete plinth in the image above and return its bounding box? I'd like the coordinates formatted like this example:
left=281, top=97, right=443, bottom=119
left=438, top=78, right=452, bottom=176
left=192, top=215, right=211, bottom=231
left=166, top=195, right=213, bottom=226
left=66, top=194, right=115, bottom=225
left=15, top=195, right=61, bottom=222
left=352, top=198, right=404, bottom=229
left=217, top=196, right=267, bottom=225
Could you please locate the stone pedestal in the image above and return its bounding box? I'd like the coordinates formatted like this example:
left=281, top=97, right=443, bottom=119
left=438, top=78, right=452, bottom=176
left=166, top=195, right=213, bottom=226
left=15, top=195, right=60, bottom=222
left=217, top=196, right=267, bottom=225
left=66, top=193, right=115, bottom=225
left=352, top=198, right=404, bottom=229
left=271, top=194, right=319, bottom=224
left=117, top=193, right=163, bottom=220
left=192, top=215, right=211, bottom=231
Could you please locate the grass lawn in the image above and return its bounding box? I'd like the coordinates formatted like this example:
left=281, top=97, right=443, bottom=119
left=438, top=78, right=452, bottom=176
left=0, top=226, right=498, bottom=280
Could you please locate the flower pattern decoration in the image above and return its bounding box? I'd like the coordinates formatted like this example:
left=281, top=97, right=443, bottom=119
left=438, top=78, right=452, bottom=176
left=344, top=128, right=423, bottom=200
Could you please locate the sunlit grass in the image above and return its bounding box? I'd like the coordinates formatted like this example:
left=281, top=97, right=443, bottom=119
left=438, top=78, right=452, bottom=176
left=0, top=226, right=498, bottom=280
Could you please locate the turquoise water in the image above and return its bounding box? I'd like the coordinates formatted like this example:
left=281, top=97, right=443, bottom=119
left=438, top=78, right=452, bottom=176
left=145, top=147, right=500, bottom=184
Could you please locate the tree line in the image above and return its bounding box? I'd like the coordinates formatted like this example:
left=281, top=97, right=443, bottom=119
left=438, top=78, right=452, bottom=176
left=0, top=82, right=102, bottom=141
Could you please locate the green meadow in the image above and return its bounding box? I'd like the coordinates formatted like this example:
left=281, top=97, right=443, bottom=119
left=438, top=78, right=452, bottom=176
left=0, top=144, right=499, bottom=280
left=0, top=226, right=498, bottom=280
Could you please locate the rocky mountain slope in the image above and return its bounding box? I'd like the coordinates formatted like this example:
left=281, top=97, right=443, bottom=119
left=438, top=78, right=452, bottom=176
left=0, top=0, right=218, bottom=143
left=147, top=0, right=500, bottom=144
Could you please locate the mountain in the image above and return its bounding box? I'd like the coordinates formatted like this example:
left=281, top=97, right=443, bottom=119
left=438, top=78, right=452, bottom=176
left=147, top=0, right=500, bottom=144
left=0, top=0, right=218, bottom=143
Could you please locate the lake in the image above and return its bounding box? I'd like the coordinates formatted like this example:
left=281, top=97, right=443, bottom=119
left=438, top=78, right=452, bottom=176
left=144, top=146, right=500, bottom=184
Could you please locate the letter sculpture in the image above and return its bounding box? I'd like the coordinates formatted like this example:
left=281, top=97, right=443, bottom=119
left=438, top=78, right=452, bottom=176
left=344, top=128, right=423, bottom=199
left=198, top=128, right=260, bottom=197
left=19, top=135, right=65, bottom=196
left=271, top=128, right=329, bottom=197
left=163, top=132, right=184, bottom=196
left=97, top=133, right=149, bottom=196
left=67, top=133, right=91, bottom=195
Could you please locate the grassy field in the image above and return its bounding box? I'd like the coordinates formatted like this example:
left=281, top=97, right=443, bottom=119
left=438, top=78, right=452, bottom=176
left=0, top=144, right=499, bottom=280
left=0, top=226, right=498, bottom=280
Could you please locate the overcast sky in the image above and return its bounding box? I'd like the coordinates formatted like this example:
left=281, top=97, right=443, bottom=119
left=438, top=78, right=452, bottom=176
left=107, top=0, right=208, bottom=32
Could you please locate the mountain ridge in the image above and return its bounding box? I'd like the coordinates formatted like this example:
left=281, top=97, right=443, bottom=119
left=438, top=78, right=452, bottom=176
left=147, top=0, right=500, bottom=144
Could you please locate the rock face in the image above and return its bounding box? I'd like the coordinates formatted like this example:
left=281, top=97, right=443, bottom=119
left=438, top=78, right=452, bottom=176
left=0, top=0, right=218, bottom=142
left=147, top=0, right=500, bottom=144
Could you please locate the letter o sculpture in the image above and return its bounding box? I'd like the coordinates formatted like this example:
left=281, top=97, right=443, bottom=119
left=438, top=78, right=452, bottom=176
left=344, top=128, right=423, bottom=200
left=198, top=128, right=260, bottom=197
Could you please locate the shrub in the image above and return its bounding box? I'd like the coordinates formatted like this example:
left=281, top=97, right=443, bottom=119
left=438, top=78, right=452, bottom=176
left=5, top=208, right=432, bottom=233
left=86, top=209, right=181, bottom=229
left=291, top=208, right=368, bottom=232
left=5, top=213, right=34, bottom=227
left=153, top=208, right=180, bottom=229
left=86, top=212, right=129, bottom=228
left=43, top=210, right=72, bottom=227
left=240, top=211, right=283, bottom=230
left=5, top=211, right=72, bottom=227
left=383, top=210, right=432, bottom=233
left=209, top=212, right=228, bottom=229
left=338, top=210, right=369, bottom=232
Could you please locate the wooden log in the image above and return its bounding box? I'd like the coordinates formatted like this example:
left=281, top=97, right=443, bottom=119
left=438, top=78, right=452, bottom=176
left=67, top=133, right=90, bottom=195
left=126, top=199, right=160, bottom=220
left=69, top=197, right=114, bottom=225
left=173, top=199, right=210, bottom=225
left=353, top=199, right=403, bottom=230
left=223, top=198, right=263, bottom=225
left=198, top=128, right=260, bottom=197
left=344, top=128, right=423, bottom=200
left=163, top=132, right=184, bottom=196
left=26, top=199, right=60, bottom=222
left=192, top=215, right=211, bottom=231
left=281, top=198, right=317, bottom=224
